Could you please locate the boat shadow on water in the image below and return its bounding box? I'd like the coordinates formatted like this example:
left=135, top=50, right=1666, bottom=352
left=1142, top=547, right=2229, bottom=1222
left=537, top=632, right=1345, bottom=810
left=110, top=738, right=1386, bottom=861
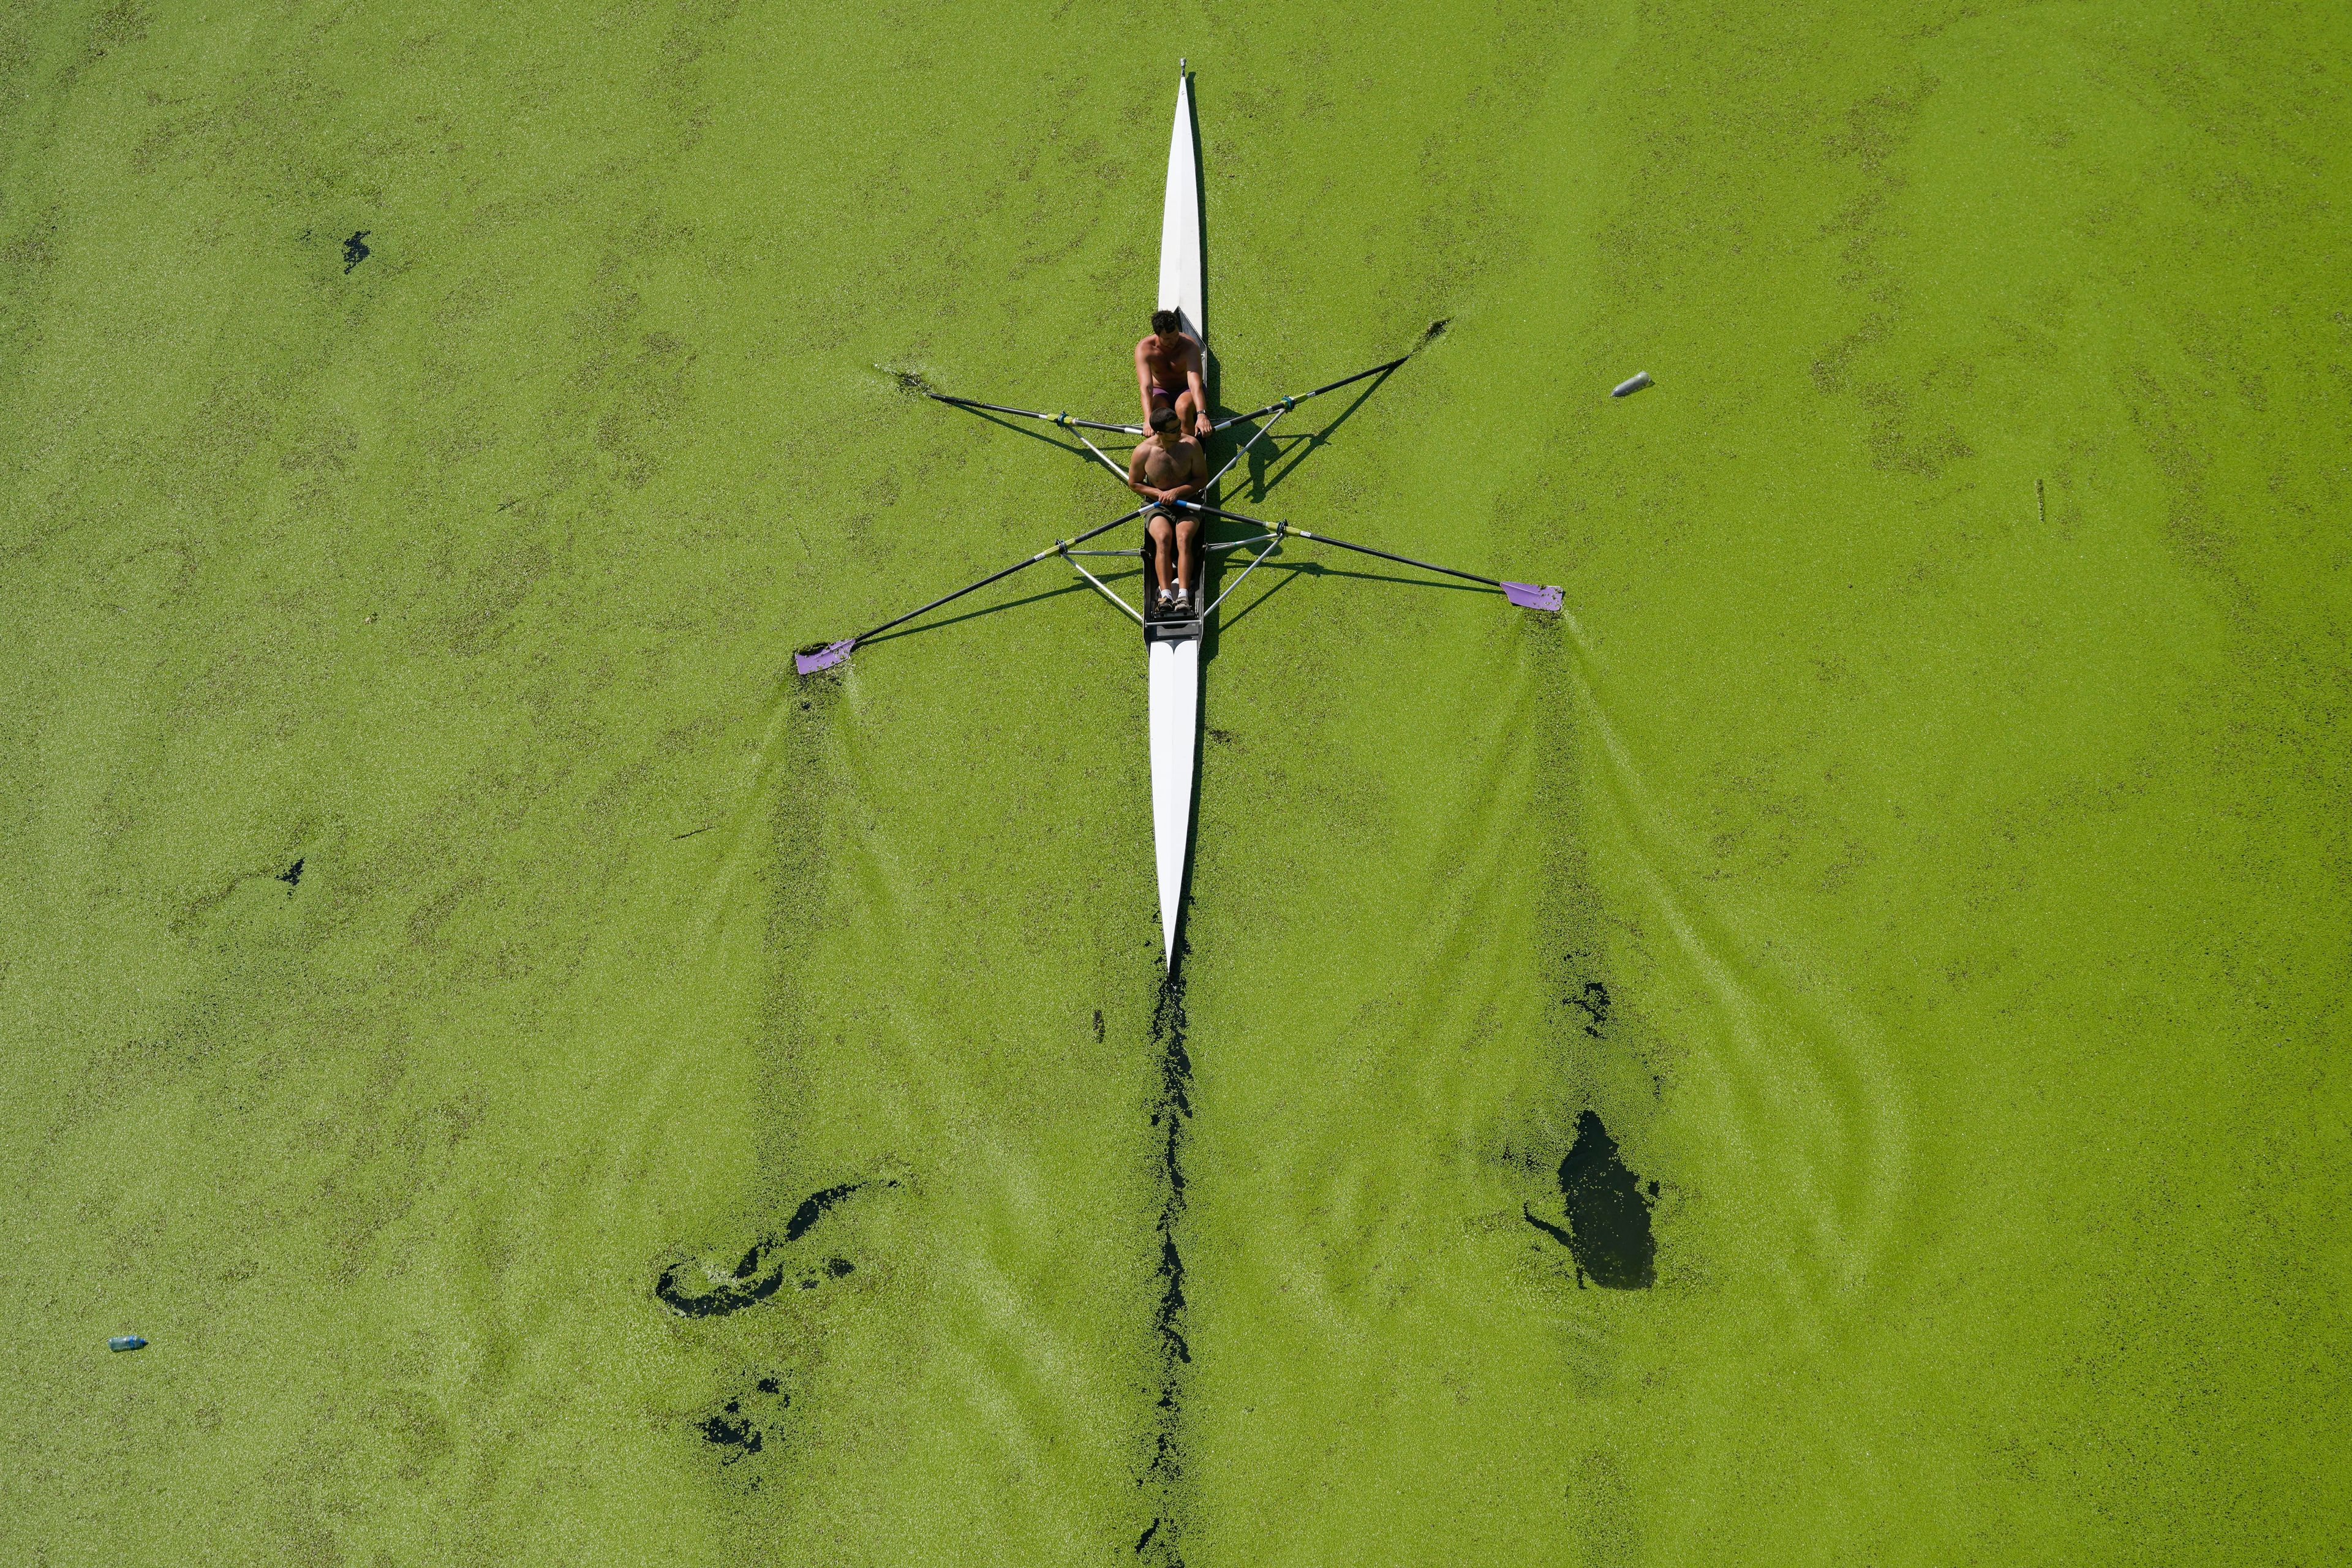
left=1209, top=358, right=1405, bottom=508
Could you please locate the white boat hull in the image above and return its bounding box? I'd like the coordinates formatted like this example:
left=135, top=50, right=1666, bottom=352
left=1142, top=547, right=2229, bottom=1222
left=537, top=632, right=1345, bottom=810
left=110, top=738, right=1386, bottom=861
left=1148, top=634, right=1199, bottom=966
left=1158, top=72, right=1204, bottom=345
left=1150, top=66, right=1205, bottom=971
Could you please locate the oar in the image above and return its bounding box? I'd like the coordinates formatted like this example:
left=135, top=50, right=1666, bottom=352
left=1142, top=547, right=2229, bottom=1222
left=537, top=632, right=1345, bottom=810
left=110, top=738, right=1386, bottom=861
left=1277, top=522, right=1563, bottom=611
left=796, top=506, right=1151, bottom=674
left=1073, top=431, right=1134, bottom=484
left=1164, top=500, right=1275, bottom=527
left=928, top=392, right=1143, bottom=435
left=1208, top=354, right=1409, bottom=434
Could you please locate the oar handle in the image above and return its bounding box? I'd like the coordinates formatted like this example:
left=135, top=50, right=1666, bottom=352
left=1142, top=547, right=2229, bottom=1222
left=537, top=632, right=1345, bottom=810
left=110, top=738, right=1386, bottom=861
left=1169, top=500, right=1275, bottom=528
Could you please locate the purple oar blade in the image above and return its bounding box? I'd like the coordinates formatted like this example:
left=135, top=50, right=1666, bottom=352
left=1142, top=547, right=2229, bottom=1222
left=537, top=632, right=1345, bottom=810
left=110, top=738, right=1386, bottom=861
left=1502, top=581, right=1563, bottom=613
left=795, top=639, right=854, bottom=676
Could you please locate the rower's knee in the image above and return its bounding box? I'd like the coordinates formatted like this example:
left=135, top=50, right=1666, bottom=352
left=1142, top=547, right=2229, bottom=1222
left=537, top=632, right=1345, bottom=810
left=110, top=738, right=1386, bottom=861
left=1148, top=516, right=1172, bottom=545
left=1175, top=516, right=1201, bottom=546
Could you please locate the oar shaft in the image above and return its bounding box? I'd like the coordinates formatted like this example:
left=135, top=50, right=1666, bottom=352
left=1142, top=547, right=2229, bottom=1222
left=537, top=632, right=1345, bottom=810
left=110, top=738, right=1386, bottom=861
left=1295, top=353, right=1411, bottom=404
left=850, top=506, right=1148, bottom=645
left=1282, top=525, right=1503, bottom=590
left=1210, top=354, right=1409, bottom=432
left=1065, top=558, right=1145, bottom=625
left=928, top=393, right=1142, bottom=435
left=1075, top=432, right=1132, bottom=484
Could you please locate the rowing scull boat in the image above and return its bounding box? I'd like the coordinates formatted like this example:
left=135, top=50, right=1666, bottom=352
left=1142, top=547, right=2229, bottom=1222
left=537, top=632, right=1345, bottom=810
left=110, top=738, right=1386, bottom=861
left=793, top=62, right=1565, bottom=978
left=1147, top=65, right=1205, bottom=968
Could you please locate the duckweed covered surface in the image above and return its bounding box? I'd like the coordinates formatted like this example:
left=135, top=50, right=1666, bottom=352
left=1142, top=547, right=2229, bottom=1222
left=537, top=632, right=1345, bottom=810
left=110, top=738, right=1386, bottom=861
left=4, top=1, right=2346, bottom=1562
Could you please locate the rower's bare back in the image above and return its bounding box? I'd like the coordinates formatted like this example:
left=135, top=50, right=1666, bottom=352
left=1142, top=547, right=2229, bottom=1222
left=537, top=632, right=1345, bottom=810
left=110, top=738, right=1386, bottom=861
left=1135, top=328, right=1209, bottom=436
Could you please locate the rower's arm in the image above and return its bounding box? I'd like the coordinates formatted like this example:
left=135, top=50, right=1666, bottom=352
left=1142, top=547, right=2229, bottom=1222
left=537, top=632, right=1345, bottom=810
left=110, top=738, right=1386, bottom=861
left=1135, top=339, right=1156, bottom=423
left=1126, top=443, right=1159, bottom=500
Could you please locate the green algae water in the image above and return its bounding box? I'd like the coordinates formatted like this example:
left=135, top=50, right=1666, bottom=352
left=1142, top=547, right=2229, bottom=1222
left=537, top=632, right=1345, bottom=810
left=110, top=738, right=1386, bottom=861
left=4, top=2, right=2346, bottom=1562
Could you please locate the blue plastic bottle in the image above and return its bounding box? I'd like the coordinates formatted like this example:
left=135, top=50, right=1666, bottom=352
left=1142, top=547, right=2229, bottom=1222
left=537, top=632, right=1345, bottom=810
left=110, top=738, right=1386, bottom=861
left=108, top=1335, right=146, bottom=1352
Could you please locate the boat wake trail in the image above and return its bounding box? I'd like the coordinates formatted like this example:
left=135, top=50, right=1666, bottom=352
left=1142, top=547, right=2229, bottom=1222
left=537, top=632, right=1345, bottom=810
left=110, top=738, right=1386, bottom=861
left=1137, top=972, right=1192, bottom=1566
left=1557, top=616, right=1912, bottom=1333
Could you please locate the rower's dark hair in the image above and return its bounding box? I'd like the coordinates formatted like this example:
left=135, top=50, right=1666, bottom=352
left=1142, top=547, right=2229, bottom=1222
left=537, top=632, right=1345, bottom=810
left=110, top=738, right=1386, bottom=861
left=1149, top=405, right=1179, bottom=432
left=1151, top=308, right=1181, bottom=334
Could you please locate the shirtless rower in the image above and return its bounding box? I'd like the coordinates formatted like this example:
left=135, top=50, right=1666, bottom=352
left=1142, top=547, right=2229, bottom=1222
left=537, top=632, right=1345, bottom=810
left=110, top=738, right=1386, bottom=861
left=1127, top=405, right=1207, bottom=614
left=1136, top=309, right=1211, bottom=442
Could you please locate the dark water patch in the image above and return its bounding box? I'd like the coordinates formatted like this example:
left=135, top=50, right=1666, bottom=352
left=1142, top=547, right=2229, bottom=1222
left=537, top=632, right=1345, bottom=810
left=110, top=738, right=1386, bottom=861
left=1139, top=973, right=1193, bottom=1566
left=1156, top=1234, right=1189, bottom=1365
left=1567, top=979, right=1610, bottom=1038
left=1095, top=1008, right=1106, bottom=1044
left=1154, top=982, right=1193, bottom=1124
left=658, top=1259, right=786, bottom=1319
left=785, top=1181, right=863, bottom=1242
left=1416, top=317, right=1452, bottom=350
left=342, top=231, right=370, bottom=273
left=700, top=1417, right=758, bottom=1454
left=1525, top=1110, right=1656, bottom=1289
left=879, top=364, right=937, bottom=396
left=277, top=857, right=304, bottom=889
left=656, top=1179, right=888, bottom=1317
left=696, top=1374, right=788, bottom=1466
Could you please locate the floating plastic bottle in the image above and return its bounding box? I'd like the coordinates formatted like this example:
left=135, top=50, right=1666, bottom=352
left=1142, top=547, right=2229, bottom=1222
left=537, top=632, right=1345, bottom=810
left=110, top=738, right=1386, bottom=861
left=1610, top=371, right=1653, bottom=398
left=108, top=1335, right=146, bottom=1352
